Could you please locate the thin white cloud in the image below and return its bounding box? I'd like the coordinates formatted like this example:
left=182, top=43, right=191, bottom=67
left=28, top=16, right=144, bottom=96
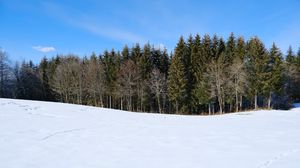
left=41, top=1, right=146, bottom=44
left=77, top=22, right=146, bottom=44
left=32, top=46, right=56, bottom=53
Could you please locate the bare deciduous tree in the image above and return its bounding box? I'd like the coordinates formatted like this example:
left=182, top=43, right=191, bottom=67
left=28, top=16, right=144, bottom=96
left=85, top=56, right=105, bottom=107
left=53, top=56, right=83, bottom=104
left=0, top=49, right=14, bottom=98
left=117, top=60, right=139, bottom=111
left=205, top=55, right=227, bottom=114
left=229, top=57, right=247, bottom=112
left=149, top=68, right=167, bottom=113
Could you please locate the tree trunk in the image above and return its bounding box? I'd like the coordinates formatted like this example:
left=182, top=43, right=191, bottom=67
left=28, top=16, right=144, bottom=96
left=129, top=95, right=132, bottom=111
left=208, top=103, right=211, bottom=115
left=235, top=89, right=239, bottom=112
left=157, top=95, right=161, bottom=113
left=93, top=91, right=97, bottom=106
left=268, top=92, right=272, bottom=109
left=218, top=97, right=223, bottom=114
left=120, top=97, right=123, bottom=110
left=109, top=95, right=112, bottom=109
left=140, top=90, right=143, bottom=112
left=239, top=95, right=243, bottom=111
left=254, top=91, right=258, bottom=110
left=175, top=101, right=178, bottom=114
left=100, top=94, right=103, bottom=107
left=162, top=95, right=166, bottom=114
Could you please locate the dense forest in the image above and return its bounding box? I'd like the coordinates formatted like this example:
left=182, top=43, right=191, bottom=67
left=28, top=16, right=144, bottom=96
left=1, top=33, right=300, bottom=115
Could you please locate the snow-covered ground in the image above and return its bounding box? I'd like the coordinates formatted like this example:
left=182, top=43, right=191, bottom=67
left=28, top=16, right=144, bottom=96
left=0, top=98, right=300, bottom=168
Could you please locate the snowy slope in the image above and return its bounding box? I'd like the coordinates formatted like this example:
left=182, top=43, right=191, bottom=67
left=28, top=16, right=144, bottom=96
left=0, top=98, right=300, bottom=168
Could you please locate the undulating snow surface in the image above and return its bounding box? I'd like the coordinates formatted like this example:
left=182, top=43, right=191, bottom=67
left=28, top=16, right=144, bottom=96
left=0, top=98, right=300, bottom=168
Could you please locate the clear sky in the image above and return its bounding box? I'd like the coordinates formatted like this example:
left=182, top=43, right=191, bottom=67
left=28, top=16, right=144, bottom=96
left=1, top=0, right=300, bottom=63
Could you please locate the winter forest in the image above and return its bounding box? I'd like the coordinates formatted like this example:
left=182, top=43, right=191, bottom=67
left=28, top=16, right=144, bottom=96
left=1, top=33, right=300, bottom=115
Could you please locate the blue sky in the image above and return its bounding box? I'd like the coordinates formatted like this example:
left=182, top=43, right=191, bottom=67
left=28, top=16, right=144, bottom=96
left=1, top=0, right=300, bottom=63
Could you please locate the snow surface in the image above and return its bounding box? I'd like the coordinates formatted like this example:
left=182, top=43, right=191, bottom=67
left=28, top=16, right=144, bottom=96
left=0, top=98, right=300, bottom=168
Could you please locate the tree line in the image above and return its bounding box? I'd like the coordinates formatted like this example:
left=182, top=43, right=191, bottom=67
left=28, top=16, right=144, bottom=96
left=1, top=33, right=300, bottom=115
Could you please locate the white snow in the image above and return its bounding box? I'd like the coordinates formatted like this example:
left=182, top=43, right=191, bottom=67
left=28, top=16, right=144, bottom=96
left=0, top=98, right=300, bottom=168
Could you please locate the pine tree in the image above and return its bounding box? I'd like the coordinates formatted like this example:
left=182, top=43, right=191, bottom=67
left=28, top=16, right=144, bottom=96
left=285, top=47, right=300, bottom=102
left=167, top=36, right=189, bottom=114
left=132, top=43, right=141, bottom=63
left=202, top=34, right=212, bottom=62
left=160, top=48, right=169, bottom=75
left=102, top=50, right=117, bottom=108
left=235, top=36, right=246, bottom=60
left=17, top=61, right=44, bottom=100
left=39, top=57, right=54, bottom=101
left=211, top=34, right=219, bottom=59
left=122, top=45, right=130, bottom=61
left=246, top=37, right=268, bottom=110
left=264, top=43, right=283, bottom=109
left=190, top=34, right=209, bottom=113
left=185, top=35, right=194, bottom=112
left=225, top=32, right=236, bottom=63
left=286, top=46, right=296, bottom=64
left=137, top=44, right=151, bottom=112
left=150, top=46, right=162, bottom=70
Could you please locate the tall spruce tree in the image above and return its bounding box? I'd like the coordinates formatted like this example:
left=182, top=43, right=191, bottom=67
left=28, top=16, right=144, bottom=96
left=191, top=34, right=209, bottom=113
left=39, top=57, right=54, bottom=101
left=167, top=36, right=189, bottom=114
left=246, top=37, right=268, bottom=110
left=122, top=45, right=130, bottom=61
left=286, top=46, right=296, bottom=64
left=265, top=43, right=283, bottom=109
left=102, top=50, right=117, bottom=108
left=225, top=33, right=236, bottom=63
left=235, top=36, right=246, bottom=60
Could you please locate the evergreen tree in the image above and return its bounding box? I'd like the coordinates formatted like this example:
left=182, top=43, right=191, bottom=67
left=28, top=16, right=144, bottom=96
left=225, top=32, right=236, bottom=63
left=284, top=47, right=300, bottom=102
left=286, top=46, right=296, bottom=64
left=39, top=57, right=54, bottom=101
left=102, top=50, right=117, bottom=108
left=264, top=43, right=283, bottom=109
left=235, top=36, right=246, bottom=60
left=150, top=46, right=162, bottom=70
left=122, top=45, right=130, bottom=61
left=132, top=43, right=142, bottom=63
left=17, top=61, right=44, bottom=100
left=202, top=34, right=212, bottom=62
left=160, top=48, right=170, bottom=75
left=167, top=36, right=189, bottom=114
left=191, top=34, right=206, bottom=113
left=246, top=37, right=269, bottom=109
left=211, top=34, right=219, bottom=59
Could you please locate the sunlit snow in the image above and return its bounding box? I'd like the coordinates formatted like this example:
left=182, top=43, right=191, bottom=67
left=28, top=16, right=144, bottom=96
left=0, top=98, right=300, bottom=168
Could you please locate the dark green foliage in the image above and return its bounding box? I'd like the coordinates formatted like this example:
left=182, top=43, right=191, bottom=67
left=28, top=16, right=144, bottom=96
left=16, top=61, right=44, bottom=100
left=264, top=43, right=284, bottom=108
left=246, top=37, right=269, bottom=109
left=39, top=57, right=55, bottom=101
left=122, top=45, right=130, bottom=61
left=286, top=46, right=296, bottom=64
left=167, top=36, right=189, bottom=114
left=1, top=33, right=299, bottom=114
